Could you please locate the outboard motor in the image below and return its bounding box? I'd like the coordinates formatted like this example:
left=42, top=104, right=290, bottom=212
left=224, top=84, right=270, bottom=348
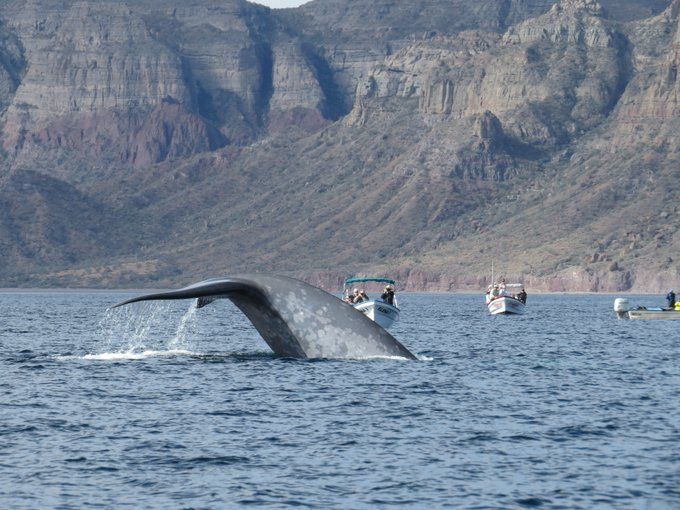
left=614, top=298, right=631, bottom=319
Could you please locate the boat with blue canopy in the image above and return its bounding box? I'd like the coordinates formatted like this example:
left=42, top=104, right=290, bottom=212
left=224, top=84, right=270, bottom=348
left=343, top=277, right=400, bottom=330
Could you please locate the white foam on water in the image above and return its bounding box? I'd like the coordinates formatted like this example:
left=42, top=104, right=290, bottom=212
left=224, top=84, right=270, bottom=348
left=346, top=352, right=434, bottom=362
left=81, top=349, right=197, bottom=361
left=55, top=349, right=199, bottom=361
left=348, top=354, right=413, bottom=361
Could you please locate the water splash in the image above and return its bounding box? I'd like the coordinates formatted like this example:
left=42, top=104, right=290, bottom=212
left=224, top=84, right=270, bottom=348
left=74, top=301, right=203, bottom=361
left=169, top=302, right=199, bottom=350
left=96, top=302, right=165, bottom=353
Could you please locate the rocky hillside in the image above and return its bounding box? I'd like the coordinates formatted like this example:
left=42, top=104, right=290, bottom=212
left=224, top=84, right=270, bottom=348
left=0, top=0, right=677, bottom=291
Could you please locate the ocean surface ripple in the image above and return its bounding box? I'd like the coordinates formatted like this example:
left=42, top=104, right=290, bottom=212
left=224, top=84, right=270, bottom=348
left=1, top=292, right=678, bottom=508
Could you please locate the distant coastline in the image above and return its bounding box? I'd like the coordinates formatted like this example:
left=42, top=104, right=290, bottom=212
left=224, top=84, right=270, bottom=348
left=0, top=287, right=668, bottom=296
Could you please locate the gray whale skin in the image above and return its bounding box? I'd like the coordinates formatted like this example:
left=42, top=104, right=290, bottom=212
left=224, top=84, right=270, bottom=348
left=113, top=274, right=416, bottom=360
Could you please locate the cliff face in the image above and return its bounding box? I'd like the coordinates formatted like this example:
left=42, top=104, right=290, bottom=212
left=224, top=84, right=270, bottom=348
left=346, top=0, right=630, bottom=182
left=0, top=0, right=678, bottom=291
left=0, top=0, right=336, bottom=171
left=286, top=0, right=670, bottom=107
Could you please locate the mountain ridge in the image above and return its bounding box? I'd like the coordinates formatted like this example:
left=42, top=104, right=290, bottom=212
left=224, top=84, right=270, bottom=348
left=0, top=0, right=678, bottom=292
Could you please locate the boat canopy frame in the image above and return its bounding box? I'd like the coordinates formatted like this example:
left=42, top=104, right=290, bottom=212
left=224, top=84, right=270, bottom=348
left=343, top=277, right=400, bottom=309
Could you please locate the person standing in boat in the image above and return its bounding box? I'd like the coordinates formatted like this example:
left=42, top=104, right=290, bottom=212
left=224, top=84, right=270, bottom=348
left=381, top=285, right=395, bottom=305
left=518, top=288, right=527, bottom=304
left=498, top=278, right=508, bottom=296
left=347, top=288, right=360, bottom=304
left=666, top=289, right=676, bottom=309
left=351, top=289, right=369, bottom=304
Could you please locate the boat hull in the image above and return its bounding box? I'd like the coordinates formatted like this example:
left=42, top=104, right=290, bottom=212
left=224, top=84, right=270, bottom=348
left=354, top=300, right=400, bottom=329
left=487, top=296, right=525, bottom=315
left=627, top=310, right=680, bottom=320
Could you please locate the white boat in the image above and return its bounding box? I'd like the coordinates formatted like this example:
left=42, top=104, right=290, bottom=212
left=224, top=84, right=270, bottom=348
left=486, top=283, right=526, bottom=315
left=353, top=300, right=400, bottom=329
left=343, top=277, right=400, bottom=330
left=487, top=295, right=526, bottom=315
left=614, top=298, right=680, bottom=320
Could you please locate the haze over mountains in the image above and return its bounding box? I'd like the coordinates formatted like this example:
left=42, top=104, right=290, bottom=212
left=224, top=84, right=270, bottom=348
left=0, top=0, right=678, bottom=291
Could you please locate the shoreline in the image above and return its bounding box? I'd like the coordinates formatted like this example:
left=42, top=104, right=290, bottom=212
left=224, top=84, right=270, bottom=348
left=0, top=287, right=666, bottom=296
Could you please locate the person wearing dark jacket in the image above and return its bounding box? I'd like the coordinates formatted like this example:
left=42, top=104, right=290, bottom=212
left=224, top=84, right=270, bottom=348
left=666, top=289, right=676, bottom=309
left=348, top=288, right=360, bottom=304
left=518, top=288, right=527, bottom=304
left=381, top=285, right=395, bottom=305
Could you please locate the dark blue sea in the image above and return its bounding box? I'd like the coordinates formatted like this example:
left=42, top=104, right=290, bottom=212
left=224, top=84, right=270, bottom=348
left=1, top=292, right=678, bottom=509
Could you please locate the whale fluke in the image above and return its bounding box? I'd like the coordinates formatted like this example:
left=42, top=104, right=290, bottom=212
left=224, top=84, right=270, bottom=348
left=112, top=274, right=417, bottom=360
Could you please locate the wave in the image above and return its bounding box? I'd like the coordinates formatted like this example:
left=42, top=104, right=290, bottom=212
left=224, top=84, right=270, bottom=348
left=344, top=354, right=432, bottom=362
left=55, top=351, right=427, bottom=362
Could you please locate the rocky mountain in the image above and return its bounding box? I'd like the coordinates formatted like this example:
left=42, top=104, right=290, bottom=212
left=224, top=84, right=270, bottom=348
left=0, top=0, right=677, bottom=291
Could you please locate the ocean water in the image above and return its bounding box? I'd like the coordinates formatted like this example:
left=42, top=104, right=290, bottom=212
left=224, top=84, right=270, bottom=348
left=1, top=291, right=678, bottom=509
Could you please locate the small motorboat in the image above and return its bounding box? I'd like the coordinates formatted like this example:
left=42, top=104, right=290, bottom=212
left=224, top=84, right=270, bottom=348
left=343, top=277, right=400, bottom=329
left=614, top=298, right=680, bottom=320
left=486, top=283, right=526, bottom=315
